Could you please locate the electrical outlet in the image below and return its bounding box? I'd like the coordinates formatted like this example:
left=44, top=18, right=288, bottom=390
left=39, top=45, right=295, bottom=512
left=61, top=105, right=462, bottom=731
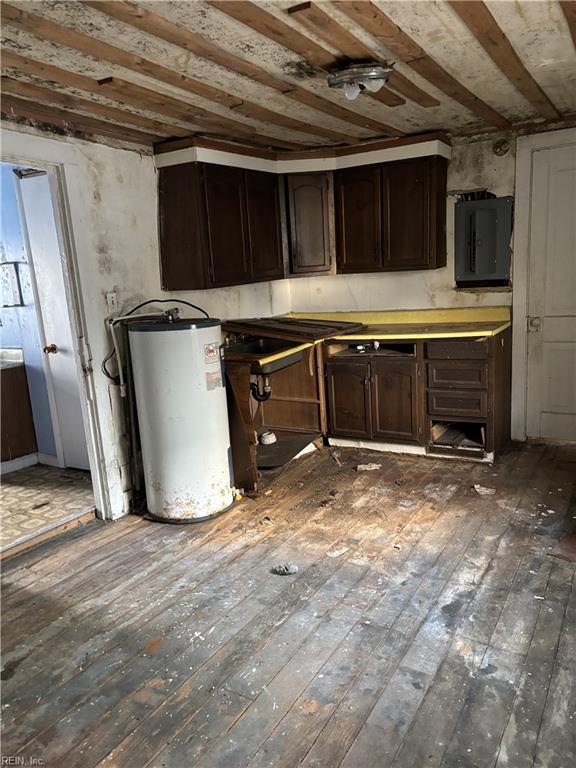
left=106, top=291, right=119, bottom=315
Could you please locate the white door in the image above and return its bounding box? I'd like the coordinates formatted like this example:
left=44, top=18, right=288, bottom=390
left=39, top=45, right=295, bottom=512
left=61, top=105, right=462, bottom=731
left=16, top=171, right=90, bottom=470
left=526, top=144, right=576, bottom=441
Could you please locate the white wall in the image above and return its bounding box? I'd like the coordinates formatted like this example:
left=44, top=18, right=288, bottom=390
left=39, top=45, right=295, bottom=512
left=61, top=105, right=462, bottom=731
left=1, top=126, right=289, bottom=520
left=0, top=126, right=516, bottom=519
left=289, top=136, right=516, bottom=312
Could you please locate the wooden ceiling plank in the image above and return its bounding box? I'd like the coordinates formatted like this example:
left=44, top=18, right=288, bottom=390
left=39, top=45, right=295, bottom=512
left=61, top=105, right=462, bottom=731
left=336, top=0, right=511, bottom=129
left=288, top=1, right=435, bottom=108
left=559, top=1, right=576, bottom=51
left=283, top=89, right=401, bottom=135
left=1, top=3, right=356, bottom=144
left=1, top=75, right=187, bottom=138
left=387, top=71, right=440, bottom=108
left=1, top=94, right=158, bottom=144
left=0, top=3, right=242, bottom=108
left=85, top=0, right=399, bottom=136
left=230, top=102, right=356, bottom=142
left=96, top=77, right=306, bottom=150
left=208, top=0, right=336, bottom=69
left=1, top=51, right=304, bottom=151
left=449, top=1, right=560, bottom=120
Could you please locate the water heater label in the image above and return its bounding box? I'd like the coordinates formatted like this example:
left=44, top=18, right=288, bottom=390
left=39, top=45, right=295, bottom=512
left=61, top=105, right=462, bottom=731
left=206, top=370, right=222, bottom=391
left=204, top=343, right=219, bottom=364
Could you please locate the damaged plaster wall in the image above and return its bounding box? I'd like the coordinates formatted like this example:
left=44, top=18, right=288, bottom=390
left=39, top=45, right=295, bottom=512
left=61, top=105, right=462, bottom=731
left=289, top=136, right=516, bottom=313
left=1, top=125, right=289, bottom=520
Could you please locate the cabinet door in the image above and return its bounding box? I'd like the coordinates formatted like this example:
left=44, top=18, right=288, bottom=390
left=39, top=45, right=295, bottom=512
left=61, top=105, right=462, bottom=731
left=371, top=358, right=419, bottom=442
left=244, top=170, right=284, bottom=281
left=287, top=173, right=332, bottom=274
left=335, top=166, right=382, bottom=273
left=158, top=163, right=209, bottom=290
left=326, top=361, right=371, bottom=438
left=382, top=156, right=446, bottom=270
left=204, top=164, right=251, bottom=287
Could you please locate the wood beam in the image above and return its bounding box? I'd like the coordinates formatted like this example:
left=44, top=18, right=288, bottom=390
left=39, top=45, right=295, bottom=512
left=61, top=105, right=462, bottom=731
left=1, top=3, right=358, bottom=144
left=560, top=1, right=576, bottom=50
left=287, top=2, right=439, bottom=108
left=335, top=0, right=511, bottom=129
left=449, top=1, right=560, bottom=120
left=1, top=75, right=192, bottom=138
left=1, top=50, right=307, bottom=149
left=83, top=0, right=400, bottom=136
left=96, top=77, right=306, bottom=150
left=1, top=94, right=159, bottom=145
left=209, top=1, right=336, bottom=69
left=210, top=1, right=404, bottom=108
left=0, top=3, right=241, bottom=107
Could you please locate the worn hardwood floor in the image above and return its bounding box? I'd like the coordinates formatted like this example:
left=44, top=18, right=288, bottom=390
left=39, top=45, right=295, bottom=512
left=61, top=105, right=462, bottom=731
left=1, top=444, right=575, bottom=768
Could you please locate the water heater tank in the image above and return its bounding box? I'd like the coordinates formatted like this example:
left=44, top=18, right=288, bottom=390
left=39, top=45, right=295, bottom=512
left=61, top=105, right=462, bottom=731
left=128, top=317, right=233, bottom=521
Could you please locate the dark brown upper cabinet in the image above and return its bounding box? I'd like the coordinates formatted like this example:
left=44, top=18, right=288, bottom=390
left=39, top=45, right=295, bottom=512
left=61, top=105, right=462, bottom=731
left=159, top=162, right=285, bottom=290
left=335, top=156, right=447, bottom=274
left=158, top=163, right=210, bottom=291
left=244, top=169, right=285, bottom=282
left=286, top=172, right=332, bottom=275
left=335, top=165, right=382, bottom=273
left=204, top=164, right=251, bottom=287
left=382, top=156, right=447, bottom=271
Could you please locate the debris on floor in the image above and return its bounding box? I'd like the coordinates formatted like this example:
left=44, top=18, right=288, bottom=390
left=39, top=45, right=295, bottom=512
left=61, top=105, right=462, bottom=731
left=472, top=484, right=496, bottom=496
left=327, top=546, right=349, bottom=558
left=270, top=563, right=299, bottom=576
left=330, top=449, right=343, bottom=467
left=549, top=533, right=576, bottom=563
left=357, top=463, right=381, bottom=472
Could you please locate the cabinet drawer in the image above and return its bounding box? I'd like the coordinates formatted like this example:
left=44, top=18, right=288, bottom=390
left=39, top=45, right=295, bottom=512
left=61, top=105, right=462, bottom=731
left=427, top=360, right=487, bottom=390
left=428, top=389, right=487, bottom=418
left=426, top=340, right=488, bottom=359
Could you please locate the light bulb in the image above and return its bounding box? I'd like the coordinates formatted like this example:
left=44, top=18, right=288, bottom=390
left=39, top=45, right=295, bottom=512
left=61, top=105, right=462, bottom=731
left=343, top=82, right=361, bottom=101
left=363, top=78, right=385, bottom=93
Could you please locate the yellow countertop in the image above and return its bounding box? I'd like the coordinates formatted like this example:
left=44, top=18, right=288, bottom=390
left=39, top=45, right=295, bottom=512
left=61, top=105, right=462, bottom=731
left=329, top=320, right=510, bottom=341
left=226, top=307, right=511, bottom=365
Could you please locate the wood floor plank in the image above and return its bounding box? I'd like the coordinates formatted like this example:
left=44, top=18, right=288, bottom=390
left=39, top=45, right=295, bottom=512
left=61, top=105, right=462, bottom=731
left=2, top=444, right=573, bottom=768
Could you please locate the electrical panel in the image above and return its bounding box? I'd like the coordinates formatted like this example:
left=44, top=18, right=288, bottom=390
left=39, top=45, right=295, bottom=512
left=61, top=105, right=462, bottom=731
left=455, top=196, right=513, bottom=286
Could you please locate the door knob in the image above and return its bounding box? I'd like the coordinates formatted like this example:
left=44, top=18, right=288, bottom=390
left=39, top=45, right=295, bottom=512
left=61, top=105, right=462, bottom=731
left=527, top=317, right=541, bottom=332
left=43, top=343, right=58, bottom=354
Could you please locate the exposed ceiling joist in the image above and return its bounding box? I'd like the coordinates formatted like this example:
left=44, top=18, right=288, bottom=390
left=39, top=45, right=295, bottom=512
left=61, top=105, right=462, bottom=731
left=287, top=1, right=439, bottom=108
left=0, top=2, right=360, bottom=145
left=1, top=93, right=160, bottom=145
left=210, top=0, right=406, bottom=108
left=1, top=75, right=190, bottom=137
left=96, top=76, right=306, bottom=150
left=560, top=1, right=576, bottom=50
left=82, top=0, right=400, bottom=136
left=449, top=1, right=560, bottom=120
left=335, top=0, right=511, bottom=129
left=1, top=49, right=302, bottom=150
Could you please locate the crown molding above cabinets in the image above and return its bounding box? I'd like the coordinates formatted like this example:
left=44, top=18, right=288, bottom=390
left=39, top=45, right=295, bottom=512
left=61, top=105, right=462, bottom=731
left=154, top=134, right=452, bottom=173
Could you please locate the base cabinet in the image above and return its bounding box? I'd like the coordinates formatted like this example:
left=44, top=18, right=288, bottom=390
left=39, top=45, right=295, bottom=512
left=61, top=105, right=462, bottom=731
left=371, top=358, right=419, bottom=441
left=326, top=357, right=419, bottom=443
left=326, top=361, right=372, bottom=438
left=325, top=331, right=511, bottom=459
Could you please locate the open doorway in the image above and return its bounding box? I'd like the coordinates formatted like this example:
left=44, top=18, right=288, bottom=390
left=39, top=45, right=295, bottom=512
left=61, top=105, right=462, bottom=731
left=1, top=162, right=95, bottom=556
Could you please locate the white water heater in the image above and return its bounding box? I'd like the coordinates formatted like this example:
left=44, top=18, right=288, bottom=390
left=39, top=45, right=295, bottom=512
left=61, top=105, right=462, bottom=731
left=128, top=318, right=233, bottom=521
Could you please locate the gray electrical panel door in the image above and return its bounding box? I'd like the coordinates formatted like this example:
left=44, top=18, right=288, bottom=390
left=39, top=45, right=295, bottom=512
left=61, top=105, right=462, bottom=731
left=455, top=197, right=513, bottom=285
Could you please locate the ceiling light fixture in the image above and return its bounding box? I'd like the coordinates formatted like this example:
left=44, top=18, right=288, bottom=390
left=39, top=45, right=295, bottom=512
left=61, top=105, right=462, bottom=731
left=327, top=62, right=395, bottom=101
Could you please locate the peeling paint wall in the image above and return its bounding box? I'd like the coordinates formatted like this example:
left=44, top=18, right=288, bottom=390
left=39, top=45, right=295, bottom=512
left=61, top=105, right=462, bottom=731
left=289, top=136, right=516, bottom=313
left=1, top=124, right=516, bottom=519
left=1, top=125, right=289, bottom=520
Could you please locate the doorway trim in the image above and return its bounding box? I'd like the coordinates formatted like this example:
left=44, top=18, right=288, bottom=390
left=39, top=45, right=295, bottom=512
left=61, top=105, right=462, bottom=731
left=511, top=127, right=576, bottom=441
left=1, top=152, right=109, bottom=518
